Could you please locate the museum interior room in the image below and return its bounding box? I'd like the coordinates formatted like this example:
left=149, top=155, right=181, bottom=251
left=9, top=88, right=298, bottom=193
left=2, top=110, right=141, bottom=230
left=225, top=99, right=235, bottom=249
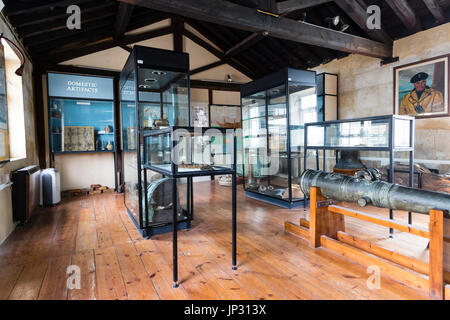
left=0, top=0, right=450, bottom=303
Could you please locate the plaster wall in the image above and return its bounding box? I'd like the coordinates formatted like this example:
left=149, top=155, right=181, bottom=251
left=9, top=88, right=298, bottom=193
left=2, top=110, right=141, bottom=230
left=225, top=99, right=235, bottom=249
left=0, top=15, right=39, bottom=244
left=313, top=23, right=450, bottom=173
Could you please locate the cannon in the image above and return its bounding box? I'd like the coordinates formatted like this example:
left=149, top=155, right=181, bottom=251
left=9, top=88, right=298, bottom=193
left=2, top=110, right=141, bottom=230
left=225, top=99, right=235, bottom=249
left=299, top=169, right=450, bottom=215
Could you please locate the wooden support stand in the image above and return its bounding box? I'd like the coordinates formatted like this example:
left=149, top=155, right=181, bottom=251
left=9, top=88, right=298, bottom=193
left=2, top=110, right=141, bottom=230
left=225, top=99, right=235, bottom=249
left=285, top=186, right=449, bottom=300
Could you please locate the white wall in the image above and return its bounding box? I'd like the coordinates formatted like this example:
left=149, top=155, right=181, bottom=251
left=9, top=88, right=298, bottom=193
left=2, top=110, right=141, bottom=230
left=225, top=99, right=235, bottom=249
left=0, top=14, right=39, bottom=244
left=313, top=23, right=450, bottom=173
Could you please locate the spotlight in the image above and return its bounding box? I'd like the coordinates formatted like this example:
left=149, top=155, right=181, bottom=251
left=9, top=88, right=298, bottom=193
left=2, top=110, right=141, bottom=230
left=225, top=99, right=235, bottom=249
left=325, top=16, right=340, bottom=27
left=324, top=16, right=349, bottom=32
left=226, top=74, right=233, bottom=83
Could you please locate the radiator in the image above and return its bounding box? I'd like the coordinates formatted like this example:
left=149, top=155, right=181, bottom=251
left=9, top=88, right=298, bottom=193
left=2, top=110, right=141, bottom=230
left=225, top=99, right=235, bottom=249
left=11, top=165, right=40, bottom=225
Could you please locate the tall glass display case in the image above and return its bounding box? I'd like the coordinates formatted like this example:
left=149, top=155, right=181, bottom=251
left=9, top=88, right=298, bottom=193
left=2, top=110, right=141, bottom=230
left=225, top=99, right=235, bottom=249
left=120, top=46, right=191, bottom=236
left=241, top=68, right=332, bottom=208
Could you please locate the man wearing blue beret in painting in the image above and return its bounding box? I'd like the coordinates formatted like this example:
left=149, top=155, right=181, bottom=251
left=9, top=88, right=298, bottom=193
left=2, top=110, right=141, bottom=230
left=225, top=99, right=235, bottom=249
left=400, top=72, right=444, bottom=115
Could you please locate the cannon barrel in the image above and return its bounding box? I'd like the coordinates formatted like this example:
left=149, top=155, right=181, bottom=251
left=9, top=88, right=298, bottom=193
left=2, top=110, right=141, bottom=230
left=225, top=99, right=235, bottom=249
left=299, top=169, right=450, bottom=215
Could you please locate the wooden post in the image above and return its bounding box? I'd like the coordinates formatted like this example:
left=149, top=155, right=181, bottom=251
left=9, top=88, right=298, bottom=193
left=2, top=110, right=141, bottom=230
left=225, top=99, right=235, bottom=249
left=309, top=187, right=344, bottom=248
left=429, top=209, right=444, bottom=300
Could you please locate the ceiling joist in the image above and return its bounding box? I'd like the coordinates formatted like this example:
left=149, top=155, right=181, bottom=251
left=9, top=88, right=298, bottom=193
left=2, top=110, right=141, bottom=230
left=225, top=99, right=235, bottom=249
left=114, top=2, right=135, bottom=39
left=277, top=0, right=331, bottom=15
left=117, top=0, right=392, bottom=59
left=386, top=0, right=423, bottom=33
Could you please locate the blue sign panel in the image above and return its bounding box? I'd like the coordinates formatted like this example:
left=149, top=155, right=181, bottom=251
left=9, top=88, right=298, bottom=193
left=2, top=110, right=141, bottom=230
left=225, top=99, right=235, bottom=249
left=48, top=73, right=114, bottom=100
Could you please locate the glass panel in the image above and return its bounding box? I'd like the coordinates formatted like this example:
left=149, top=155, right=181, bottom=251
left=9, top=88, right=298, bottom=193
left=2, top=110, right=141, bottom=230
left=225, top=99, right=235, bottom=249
left=49, top=98, right=114, bottom=153
left=210, top=105, right=241, bottom=128
left=144, top=132, right=172, bottom=171
left=137, top=67, right=189, bottom=127
left=267, top=85, right=288, bottom=199
left=121, top=70, right=140, bottom=224
left=307, top=119, right=390, bottom=148
left=394, top=118, right=411, bottom=148
left=242, top=90, right=267, bottom=193
left=191, top=102, right=209, bottom=127
left=289, top=84, right=317, bottom=200
left=144, top=128, right=234, bottom=174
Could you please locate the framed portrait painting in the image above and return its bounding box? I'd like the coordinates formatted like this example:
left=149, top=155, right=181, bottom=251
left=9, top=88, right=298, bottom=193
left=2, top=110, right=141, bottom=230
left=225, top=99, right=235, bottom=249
left=394, top=55, right=449, bottom=119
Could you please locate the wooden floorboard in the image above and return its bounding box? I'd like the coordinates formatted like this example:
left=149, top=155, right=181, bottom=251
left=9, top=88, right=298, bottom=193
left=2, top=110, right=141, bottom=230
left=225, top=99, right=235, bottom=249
left=0, top=182, right=430, bottom=300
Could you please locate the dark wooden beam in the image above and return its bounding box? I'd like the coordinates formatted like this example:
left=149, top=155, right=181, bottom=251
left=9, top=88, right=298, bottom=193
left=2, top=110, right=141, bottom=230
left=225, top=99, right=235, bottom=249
left=46, top=64, right=120, bottom=77
left=422, top=0, right=446, bottom=24
left=32, top=70, right=46, bottom=170
left=118, top=0, right=391, bottom=58
left=277, top=0, right=331, bottom=14
left=334, top=0, right=392, bottom=44
left=172, top=17, right=184, bottom=52
left=25, top=19, right=114, bottom=48
left=114, top=2, right=135, bottom=39
left=10, top=1, right=114, bottom=28
left=4, top=0, right=90, bottom=16
left=190, top=79, right=242, bottom=91
left=20, top=9, right=116, bottom=39
left=183, top=23, right=256, bottom=79
left=386, top=0, right=422, bottom=33
left=40, top=26, right=173, bottom=65
left=224, top=32, right=266, bottom=57
left=191, top=60, right=227, bottom=75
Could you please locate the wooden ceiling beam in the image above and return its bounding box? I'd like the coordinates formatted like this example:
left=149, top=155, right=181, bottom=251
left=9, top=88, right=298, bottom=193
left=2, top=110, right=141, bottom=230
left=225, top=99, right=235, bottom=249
left=10, top=1, right=114, bottom=28
left=386, top=0, right=422, bottom=33
left=118, top=0, right=392, bottom=58
left=4, top=0, right=91, bottom=16
left=21, top=9, right=116, bottom=39
left=172, top=17, right=184, bottom=52
left=334, top=0, right=392, bottom=44
left=277, top=0, right=331, bottom=15
left=191, top=60, right=227, bottom=75
left=190, top=79, right=241, bottom=91
left=422, top=0, right=447, bottom=24
left=114, top=2, right=135, bottom=39
left=39, top=25, right=173, bottom=65
left=224, top=32, right=266, bottom=57
left=183, top=20, right=257, bottom=79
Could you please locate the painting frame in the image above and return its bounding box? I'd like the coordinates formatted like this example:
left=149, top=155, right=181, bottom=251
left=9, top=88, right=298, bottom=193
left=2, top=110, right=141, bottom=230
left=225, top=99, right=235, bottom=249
left=394, top=54, right=450, bottom=119
left=63, top=126, right=95, bottom=152
left=0, top=129, right=10, bottom=162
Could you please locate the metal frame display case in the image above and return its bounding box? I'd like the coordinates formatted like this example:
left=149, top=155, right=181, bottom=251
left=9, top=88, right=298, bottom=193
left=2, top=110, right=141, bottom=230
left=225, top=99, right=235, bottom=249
left=241, top=67, right=332, bottom=209
left=46, top=71, right=118, bottom=189
left=120, top=46, right=191, bottom=237
left=304, top=114, right=415, bottom=233
left=142, top=126, right=238, bottom=286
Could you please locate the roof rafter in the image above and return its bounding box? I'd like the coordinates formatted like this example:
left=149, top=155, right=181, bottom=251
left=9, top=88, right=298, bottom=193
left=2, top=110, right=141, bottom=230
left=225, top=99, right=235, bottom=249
left=117, top=0, right=392, bottom=58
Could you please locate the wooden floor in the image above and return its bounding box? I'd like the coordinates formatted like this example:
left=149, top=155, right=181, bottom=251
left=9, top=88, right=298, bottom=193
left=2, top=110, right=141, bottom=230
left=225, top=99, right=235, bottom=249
left=0, top=181, right=430, bottom=300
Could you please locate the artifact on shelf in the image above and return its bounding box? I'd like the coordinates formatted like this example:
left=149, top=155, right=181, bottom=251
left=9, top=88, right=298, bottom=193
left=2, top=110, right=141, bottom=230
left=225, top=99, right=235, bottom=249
left=63, top=126, right=95, bottom=152
left=106, top=140, right=113, bottom=151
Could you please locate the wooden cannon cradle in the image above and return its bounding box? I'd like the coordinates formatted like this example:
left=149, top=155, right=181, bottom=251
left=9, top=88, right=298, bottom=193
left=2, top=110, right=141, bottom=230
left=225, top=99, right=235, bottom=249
left=285, top=186, right=450, bottom=300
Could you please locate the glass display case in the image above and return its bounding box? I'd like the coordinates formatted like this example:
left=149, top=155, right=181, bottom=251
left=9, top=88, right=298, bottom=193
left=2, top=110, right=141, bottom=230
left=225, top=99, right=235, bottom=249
left=120, top=46, right=192, bottom=236
left=241, top=68, right=334, bottom=208
left=305, top=115, right=414, bottom=151
left=143, top=126, right=236, bottom=177
left=47, top=73, right=116, bottom=154
left=304, top=115, right=415, bottom=230
left=49, top=98, right=115, bottom=153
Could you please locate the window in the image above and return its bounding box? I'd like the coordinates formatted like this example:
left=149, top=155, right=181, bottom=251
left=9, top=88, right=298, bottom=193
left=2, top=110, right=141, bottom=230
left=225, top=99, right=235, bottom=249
left=3, top=39, right=26, bottom=160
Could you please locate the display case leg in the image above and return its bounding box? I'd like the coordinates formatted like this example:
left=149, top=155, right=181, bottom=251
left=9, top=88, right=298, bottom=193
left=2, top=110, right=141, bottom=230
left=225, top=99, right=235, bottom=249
left=172, top=177, right=178, bottom=287
left=232, top=172, right=237, bottom=270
